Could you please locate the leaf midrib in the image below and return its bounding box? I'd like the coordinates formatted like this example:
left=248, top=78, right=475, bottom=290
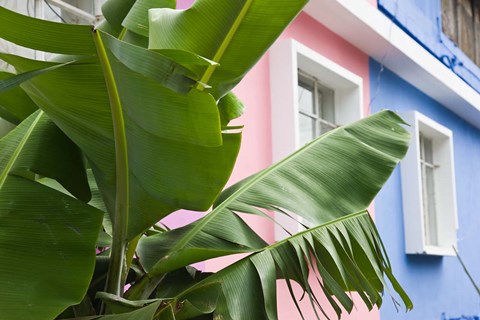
left=158, top=210, right=370, bottom=313
left=0, top=110, right=44, bottom=189
left=149, top=125, right=349, bottom=274
left=153, top=113, right=403, bottom=272
left=196, top=0, right=254, bottom=90
left=93, top=29, right=130, bottom=297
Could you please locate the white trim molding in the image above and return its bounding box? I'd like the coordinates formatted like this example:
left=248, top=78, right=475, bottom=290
left=400, top=111, right=457, bottom=256
left=304, top=0, right=480, bottom=129
left=269, top=39, right=363, bottom=239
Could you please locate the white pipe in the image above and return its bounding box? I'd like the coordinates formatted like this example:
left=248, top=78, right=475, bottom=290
left=94, top=0, right=104, bottom=19
left=45, top=0, right=96, bottom=24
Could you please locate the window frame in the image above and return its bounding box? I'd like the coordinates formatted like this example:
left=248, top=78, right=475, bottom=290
left=269, top=39, right=363, bottom=240
left=401, top=111, right=458, bottom=256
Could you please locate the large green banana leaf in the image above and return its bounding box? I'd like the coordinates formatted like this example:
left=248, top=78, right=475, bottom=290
left=0, top=7, right=240, bottom=239
left=0, top=6, right=95, bottom=55
left=0, top=111, right=104, bottom=319
left=174, top=211, right=412, bottom=319
left=136, top=110, right=410, bottom=275
left=92, top=211, right=412, bottom=320
left=150, top=210, right=413, bottom=320
left=0, top=0, right=308, bottom=241
left=149, top=0, right=309, bottom=98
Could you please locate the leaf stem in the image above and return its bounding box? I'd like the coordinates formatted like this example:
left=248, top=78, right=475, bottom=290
left=93, top=28, right=130, bottom=298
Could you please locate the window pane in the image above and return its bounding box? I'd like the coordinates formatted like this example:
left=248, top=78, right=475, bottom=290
left=299, top=114, right=315, bottom=146
left=422, top=136, right=434, bottom=163
left=424, top=165, right=438, bottom=245
left=318, top=83, right=335, bottom=124
left=420, top=135, right=438, bottom=246
left=298, top=79, right=315, bottom=115
left=319, top=121, right=337, bottom=135
left=298, top=72, right=336, bottom=140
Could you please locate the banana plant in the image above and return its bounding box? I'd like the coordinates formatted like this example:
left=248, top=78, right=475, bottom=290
left=0, top=0, right=412, bottom=319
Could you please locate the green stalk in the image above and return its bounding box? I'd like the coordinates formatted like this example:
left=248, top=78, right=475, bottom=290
left=123, top=234, right=141, bottom=284
left=93, top=29, right=130, bottom=297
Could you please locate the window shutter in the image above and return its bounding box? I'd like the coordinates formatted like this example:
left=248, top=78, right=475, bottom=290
left=442, top=0, right=479, bottom=66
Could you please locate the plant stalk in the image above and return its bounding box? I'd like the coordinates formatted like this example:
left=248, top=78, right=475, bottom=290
left=93, top=28, right=130, bottom=298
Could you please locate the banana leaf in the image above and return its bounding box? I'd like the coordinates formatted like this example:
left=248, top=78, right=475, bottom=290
left=148, top=0, right=309, bottom=98
left=0, top=111, right=103, bottom=319
left=137, top=111, right=410, bottom=275
left=0, top=72, right=38, bottom=124
left=142, top=211, right=412, bottom=320
left=0, top=26, right=239, bottom=239
left=0, top=0, right=308, bottom=241
left=98, top=211, right=412, bottom=320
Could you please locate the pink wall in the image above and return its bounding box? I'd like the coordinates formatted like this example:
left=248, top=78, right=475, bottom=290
left=173, top=1, right=378, bottom=319
left=176, top=0, right=193, bottom=9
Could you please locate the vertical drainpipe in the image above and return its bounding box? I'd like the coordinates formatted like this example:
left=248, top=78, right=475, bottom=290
left=94, top=0, right=103, bottom=24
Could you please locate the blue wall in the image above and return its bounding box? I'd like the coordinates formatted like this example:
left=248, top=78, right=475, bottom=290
left=378, top=0, right=480, bottom=93
left=370, top=59, right=480, bottom=320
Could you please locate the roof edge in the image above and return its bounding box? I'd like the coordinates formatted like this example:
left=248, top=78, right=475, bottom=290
left=304, top=0, right=480, bottom=128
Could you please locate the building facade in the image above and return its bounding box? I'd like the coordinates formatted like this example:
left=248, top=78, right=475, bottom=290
left=373, top=1, right=480, bottom=319
left=208, top=0, right=480, bottom=318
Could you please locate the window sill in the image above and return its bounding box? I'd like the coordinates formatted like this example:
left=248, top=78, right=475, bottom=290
left=409, top=245, right=456, bottom=257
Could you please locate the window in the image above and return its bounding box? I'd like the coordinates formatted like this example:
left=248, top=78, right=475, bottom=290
left=442, top=0, right=480, bottom=66
left=401, top=111, right=457, bottom=256
left=297, top=71, right=336, bottom=146
left=419, top=134, right=438, bottom=246
left=269, top=39, right=363, bottom=239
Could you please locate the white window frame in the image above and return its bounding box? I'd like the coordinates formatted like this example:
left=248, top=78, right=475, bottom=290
left=269, top=39, right=363, bottom=240
left=401, top=111, right=458, bottom=256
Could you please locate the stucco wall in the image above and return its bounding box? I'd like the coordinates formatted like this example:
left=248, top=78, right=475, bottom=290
left=371, top=59, right=480, bottom=320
